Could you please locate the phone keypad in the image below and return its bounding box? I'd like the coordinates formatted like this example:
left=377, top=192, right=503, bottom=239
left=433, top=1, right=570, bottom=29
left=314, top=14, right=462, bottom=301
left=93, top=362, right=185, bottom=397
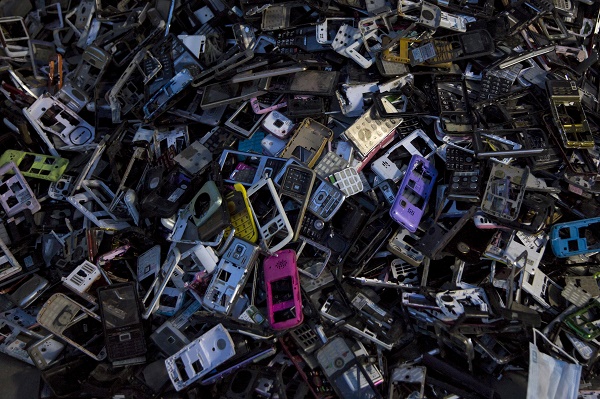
left=479, top=65, right=522, bottom=100
left=282, top=167, right=312, bottom=196
left=314, top=151, right=348, bottom=179
left=300, top=213, right=327, bottom=241
left=107, top=329, right=146, bottom=359
left=446, top=148, right=477, bottom=171
left=309, top=181, right=345, bottom=220
left=328, top=168, right=363, bottom=196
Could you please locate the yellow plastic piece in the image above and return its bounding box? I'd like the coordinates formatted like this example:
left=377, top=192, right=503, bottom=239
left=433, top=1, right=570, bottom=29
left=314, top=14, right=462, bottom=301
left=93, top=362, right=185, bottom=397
left=224, top=183, right=258, bottom=243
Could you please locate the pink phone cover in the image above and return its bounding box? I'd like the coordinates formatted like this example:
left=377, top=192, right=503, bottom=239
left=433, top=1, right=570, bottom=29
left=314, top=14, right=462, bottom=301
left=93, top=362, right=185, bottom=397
left=263, top=249, right=303, bottom=330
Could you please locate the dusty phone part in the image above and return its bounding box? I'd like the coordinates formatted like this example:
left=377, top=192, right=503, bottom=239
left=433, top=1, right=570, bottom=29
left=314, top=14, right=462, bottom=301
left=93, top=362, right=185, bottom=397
left=315, top=337, right=383, bottom=399
left=0, top=17, right=39, bottom=78
left=142, top=247, right=181, bottom=319
left=144, top=65, right=201, bottom=120
left=314, top=150, right=350, bottom=179
left=271, top=70, right=340, bottom=96
left=261, top=133, right=287, bottom=156
left=481, top=163, right=529, bottom=222
left=200, top=77, right=271, bottom=110
left=264, top=249, right=303, bottom=330
left=327, top=167, right=362, bottom=197
left=290, top=236, right=331, bottom=279
left=70, top=45, right=110, bottom=97
left=23, top=94, right=95, bottom=154
left=279, top=118, right=332, bottom=168
left=473, top=129, right=548, bottom=159
left=219, top=150, right=287, bottom=187
left=262, top=110, right=294, bottom=139
left=231, top=63, right=308, bottom=84
left=203, top=238, right=259, bottom=315
left=61, top=260, right=103, bottom=304
left=336, top=82, right=379, bottom=117
left=107, top=49, right=148, bottom=123
left=0, top=162, right=41, bottom=218
left=172, top=140, right=212, bottom=176
left=71, top=136, right=108, bottom=195
left=562, top=275, right=600, bottom=308
left=153, top=125, right=189, bottom=163
left=547, top=80, right=594, bottom=149
left=331, top=24, right=373, bottom=68
left=307, top=175, right=346, bottom=222
left=260, top=3, right=312, bottom=31
left=390, top=154, right=437, bottom=233
left=110, top=146, right=149, bottom=212
left=25, top=334, right=65, bottom=370
left=279, top=165, right=316, bottom=240
left=371, top=129, right=437, bottom=183
left=550, top=217, right=600, bottom=258
left=0, top=0, right=599, bottom=396
left=66, top=180, right=131, bottom=230
left=55, top=81, right=89, bottom=113
left=389, top=364, right=426, bottom=399
left=7, top=273, right=49, bottom=308
left=165, top=323, right=236, bottom=391
left=387, top=227, right=425, bottom=266
left=0, top=318, right=51, bottom=365
left=224, top=183, right=258, bottom=243
left=398, top=1, right=441, bottom=29
left=0, top=150, right=69, bottom=182
left=37, top=293, right=107, bottom=361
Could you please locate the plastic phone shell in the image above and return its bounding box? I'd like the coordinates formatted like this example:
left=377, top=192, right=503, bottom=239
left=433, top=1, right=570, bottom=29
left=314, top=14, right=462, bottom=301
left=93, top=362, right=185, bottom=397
left=264, top=249, right=303, bottom=330
left=480, top=163, right=529, bottom=222
left=390, top=155, right=437, bottom=233
left=190, top=180, right=222, bottom=227
left=203, top=238, right=259, bottom=315
left=246, top=177, right=293, bottom=253
left=226, top=183, right=258, bottom=243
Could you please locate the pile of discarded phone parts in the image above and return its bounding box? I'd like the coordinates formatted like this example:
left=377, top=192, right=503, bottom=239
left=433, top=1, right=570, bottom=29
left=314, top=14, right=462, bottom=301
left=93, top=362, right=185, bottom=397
left=0, top=0, right=598, bottom=398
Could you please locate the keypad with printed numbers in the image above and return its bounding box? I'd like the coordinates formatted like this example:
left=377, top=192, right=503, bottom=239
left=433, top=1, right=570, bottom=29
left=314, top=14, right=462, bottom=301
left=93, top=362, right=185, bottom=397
left=446, top=147, right=477, bottom=172
left=281, top=166, right=315, bottom=202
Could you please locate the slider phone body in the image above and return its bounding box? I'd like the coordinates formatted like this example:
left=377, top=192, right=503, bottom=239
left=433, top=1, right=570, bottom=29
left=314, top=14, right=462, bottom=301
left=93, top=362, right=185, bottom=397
left=390, top=154, right=437, bottom=233
left=308, top=177, right=346, bottom=222
left=279, top=165, right=316, bottom=241
left=97, top=283, right=147, bottom=365
left=264, top=249, right=303, bottom=330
